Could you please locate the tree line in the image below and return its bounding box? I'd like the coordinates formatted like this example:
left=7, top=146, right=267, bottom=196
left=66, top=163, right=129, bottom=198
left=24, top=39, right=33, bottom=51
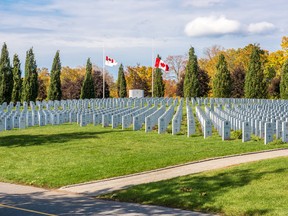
left=0, top=37, right=288, bottom=103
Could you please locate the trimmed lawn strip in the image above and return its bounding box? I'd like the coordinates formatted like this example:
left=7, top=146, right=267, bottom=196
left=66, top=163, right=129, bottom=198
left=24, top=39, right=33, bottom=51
left=99, top=157, right=288, bottom=216
left=0, top=123, right=287, bottom=188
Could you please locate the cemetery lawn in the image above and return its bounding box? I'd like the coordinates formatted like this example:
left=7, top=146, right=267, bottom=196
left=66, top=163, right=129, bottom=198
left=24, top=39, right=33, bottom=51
left=0, top=123, right=288, bottom=188
left=99, top=157, right=288, bottom=216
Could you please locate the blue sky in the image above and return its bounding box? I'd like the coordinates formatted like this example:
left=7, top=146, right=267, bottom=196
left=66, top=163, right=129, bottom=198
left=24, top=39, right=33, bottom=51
left=0, top=0, right=287, bottom=78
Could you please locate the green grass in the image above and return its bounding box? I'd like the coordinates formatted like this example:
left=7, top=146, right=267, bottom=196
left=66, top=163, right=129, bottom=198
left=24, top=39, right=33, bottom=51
left=0, top=123, right=287, bottom=188
left=100, top=157, right=288, bottom=216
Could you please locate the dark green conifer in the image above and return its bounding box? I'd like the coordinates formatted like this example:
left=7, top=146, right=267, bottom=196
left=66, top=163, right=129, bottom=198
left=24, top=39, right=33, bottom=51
left=11, top=54, right=22, bottom=103
left=244, top=45, right=267, bottom=98
left=184, top=47, right=199, bottom=98
left=48, top=50, right=62, bottom=100
left=0, top=43, right=13, bottom=103
left=80, top=58, right=95, bottom=99
left=212, top=54, right=232, bottom=98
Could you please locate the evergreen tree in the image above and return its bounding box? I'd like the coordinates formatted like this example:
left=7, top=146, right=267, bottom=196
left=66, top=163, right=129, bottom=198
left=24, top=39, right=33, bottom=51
left=22, top=48, right=38, bottom=102
left=212, top=54, right=232, bottom=98
left=48, top=50, right=62, bottom=100
left=92, top=70, right=110, bottom=98
left=117, top=64, right=127, bottom=97
left=244, top=45, right=267, bottom=98
left=153, top=55, right=165, bottom=97
left=0, top=43, right=13, bottom=104
left=231, top=66, right=245, bottom=98
left=280, top=59, right=288, bottom=99
left=198, top=68, right=211, bottom=97
left=81, top=58, right=95, bottom=99
left=176, top=72, right=185, bottom=97
left=183, top=47, right=199, bottom=98
left=11, top=54, right=22, bottom=103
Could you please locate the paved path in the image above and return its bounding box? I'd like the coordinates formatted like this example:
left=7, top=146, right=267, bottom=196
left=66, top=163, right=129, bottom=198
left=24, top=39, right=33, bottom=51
left=0, top=182, right=208, bottom=216
left=60, top=149, right=288, bottom=196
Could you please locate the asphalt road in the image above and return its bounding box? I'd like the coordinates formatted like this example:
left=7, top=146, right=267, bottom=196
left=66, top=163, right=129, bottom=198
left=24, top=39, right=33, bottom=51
left=0, top=182, right=208, bottom=216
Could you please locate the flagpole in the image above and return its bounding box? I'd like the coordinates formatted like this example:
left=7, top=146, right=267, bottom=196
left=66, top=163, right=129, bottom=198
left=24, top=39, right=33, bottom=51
left=152, top=38, right=154, bottom=98
left=102, top=44, right=105, bottom=99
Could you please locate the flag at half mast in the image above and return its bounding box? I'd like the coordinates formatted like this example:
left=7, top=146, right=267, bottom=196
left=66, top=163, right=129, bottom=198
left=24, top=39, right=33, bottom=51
left=105, top=56, right=118, bottom=67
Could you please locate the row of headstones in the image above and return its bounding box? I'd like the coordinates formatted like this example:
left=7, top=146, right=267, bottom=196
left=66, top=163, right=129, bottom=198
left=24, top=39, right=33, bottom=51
left=212, top=105, right=288, bottom=144
left=191, top=97, right=288, bottom=107
left=186, top=103, right=196, bottom=137
left=205, top=106, right=231, bottom=141
left=195, top=106, right=212, bottom=138
left=0, top=97, right=175, bottom=114
left=171, top=100, right=183, bottom=135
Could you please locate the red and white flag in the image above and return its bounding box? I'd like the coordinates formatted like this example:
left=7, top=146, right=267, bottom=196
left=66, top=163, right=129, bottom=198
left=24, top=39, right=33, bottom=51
left=155, top=57, right=169, bottom=72
left=105, top=56, right=118, bottom=67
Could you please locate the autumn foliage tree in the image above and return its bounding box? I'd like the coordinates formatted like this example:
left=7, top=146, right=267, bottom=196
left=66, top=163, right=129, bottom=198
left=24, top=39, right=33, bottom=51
left=37, top=68, right=50, bottom=101
left=198, top=68, right=211, bottom=97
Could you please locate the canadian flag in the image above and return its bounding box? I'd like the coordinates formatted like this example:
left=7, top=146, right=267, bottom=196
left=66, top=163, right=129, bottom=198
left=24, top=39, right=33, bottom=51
left=105, top=56, right=118, bottom=67
left=155, top=57, right=169, bottom=72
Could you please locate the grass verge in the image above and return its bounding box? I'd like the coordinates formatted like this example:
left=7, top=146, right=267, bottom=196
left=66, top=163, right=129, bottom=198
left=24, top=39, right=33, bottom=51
left=0, top=123, right=287, bottom=188
left=99, top=157, right=288, bottom=216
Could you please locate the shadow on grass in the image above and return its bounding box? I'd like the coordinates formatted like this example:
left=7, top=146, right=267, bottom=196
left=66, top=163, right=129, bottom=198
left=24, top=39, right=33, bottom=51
left=0, top=130, right=129, bottom=148
left=105, top=167, right=288, bottom=215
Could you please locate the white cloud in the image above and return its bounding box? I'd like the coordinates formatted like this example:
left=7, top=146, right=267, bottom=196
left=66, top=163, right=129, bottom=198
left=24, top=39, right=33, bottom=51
left=184, top=16, right=241, bottom=37
left=247, top=22, right=276, bottom=34
left=182, top=0, right=223, bottom=7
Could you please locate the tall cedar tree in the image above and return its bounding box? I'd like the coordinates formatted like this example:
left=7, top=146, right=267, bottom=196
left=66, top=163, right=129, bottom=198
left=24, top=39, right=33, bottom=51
left=117, top=64, right=127, bottom=97
left=0, top=43, right=13, bottom=104
left=212, top=54, right=232, bottom=98
left=48, top=50, right=62, bottom=100
left=11, top=54, right=22, bottom=103
left=184, top=47, right=199, bottom=98
left=22, top=48, right=38, bottom=102
left=198, top=68, right=211, bottom=97
left=176, top=72, right=185, bottom=97
left=93, top=70, right=110, bottom=98
left=280, top=59, right=288, bottom=99
left=244, top=45, right=267, bottom=98
left=81, top=58, right=95, bottom=99
left=153, top=55, right=165, bottom=97
left=231, top=66, right=245, bottom=98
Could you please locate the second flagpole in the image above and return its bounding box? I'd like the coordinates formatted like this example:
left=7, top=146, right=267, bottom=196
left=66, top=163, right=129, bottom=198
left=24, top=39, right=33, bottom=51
left=102, top=44, right=105, bottom=99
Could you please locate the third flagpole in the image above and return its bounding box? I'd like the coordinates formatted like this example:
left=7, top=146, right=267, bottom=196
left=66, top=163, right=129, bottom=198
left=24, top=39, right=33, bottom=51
left=102, top=44, right=105, bottom=99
